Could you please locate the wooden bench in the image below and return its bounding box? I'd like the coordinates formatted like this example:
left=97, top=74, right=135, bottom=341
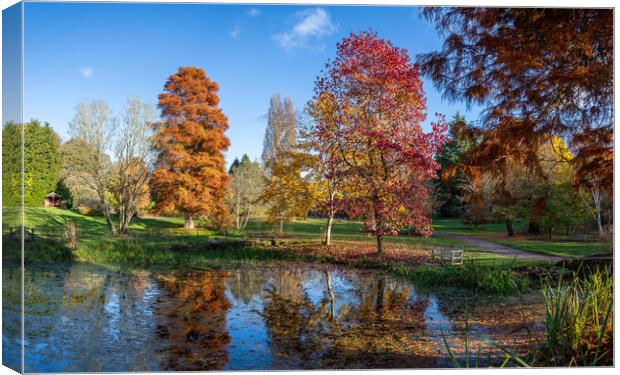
left=432, top=247, right=464, bottom=265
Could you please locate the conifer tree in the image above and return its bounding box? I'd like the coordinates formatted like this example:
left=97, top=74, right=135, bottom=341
left=151, top=67, right=231, bottom=229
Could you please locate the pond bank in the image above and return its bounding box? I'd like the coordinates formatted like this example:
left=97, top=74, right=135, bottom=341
left=5, top=234, right=555, bottom=296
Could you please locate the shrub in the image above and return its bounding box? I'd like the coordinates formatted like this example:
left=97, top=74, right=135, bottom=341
left=411, top=260, right=528, bottom=295
left=76, top=205, right=103, bottom=216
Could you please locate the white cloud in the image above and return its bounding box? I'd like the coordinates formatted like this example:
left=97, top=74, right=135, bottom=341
left=273, top=8, right=337, bottom=50
left=248, top=8, right=260, bottom=17
left=230, top=26, right=241, bottom=38
left=79, top=66, right=94, bottom=79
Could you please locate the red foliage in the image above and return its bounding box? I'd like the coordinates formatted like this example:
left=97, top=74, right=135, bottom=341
left=309, top=31, right=447, bottom=250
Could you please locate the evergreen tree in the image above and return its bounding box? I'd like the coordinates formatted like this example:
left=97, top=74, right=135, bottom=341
left=3, top=120, right=63, bottom=207
left=2, top=122, right=22, bottom=207
left=434, top=113, right=475, bottom=217
left=229, top=154, right=251, bottom=175
left=228, top=157, right=240, bottom=175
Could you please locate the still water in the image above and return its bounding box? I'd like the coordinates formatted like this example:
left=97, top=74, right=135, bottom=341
left=2, top=261, right=540, bottom=371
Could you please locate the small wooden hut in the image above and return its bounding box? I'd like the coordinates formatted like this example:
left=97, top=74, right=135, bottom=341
left=44, top=192, right=63, bottom=208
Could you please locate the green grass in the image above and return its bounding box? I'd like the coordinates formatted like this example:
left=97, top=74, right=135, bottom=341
left=432, top=217, right=607, bottom=259
left=5, top=208, right=597, bottom=265
left=249, top=217, right=469, bottom=248
left=22, top=207, right=189, bottom=237
left=497, top=240, right=607, bottom=258
left=394, top=259, right=530, bottom=296
left=71, top=239, right=317, bottom=270
left=4, top=208, right=547, bottom=268
left=431, top=218, right=524, bottom=234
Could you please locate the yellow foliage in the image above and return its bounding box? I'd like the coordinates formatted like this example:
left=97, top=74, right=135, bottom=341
left=539, top=136, right=575, bottom=183
left=260, top=150, right=321, bottom=231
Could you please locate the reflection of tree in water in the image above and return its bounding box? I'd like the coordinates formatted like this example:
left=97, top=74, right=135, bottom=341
left=226, top=267, right=269, bottom=304
left=61, top=264, right=107, bottom=311
left=154, top=271, right=232, bottom=371
left=324, top=275, right=438, bottom=368
left=261, top=267, right=331, bottom=368
left=262, top=268, right=438, bottom=369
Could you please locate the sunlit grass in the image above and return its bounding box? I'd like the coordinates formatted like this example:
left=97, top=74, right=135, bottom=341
left=431, top=218, right=525, bottom=234
left=497, top=240, right=607, bottom=258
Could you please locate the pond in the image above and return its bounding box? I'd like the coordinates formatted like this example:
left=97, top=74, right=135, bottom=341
left=2, top=261, right=544, bottom=371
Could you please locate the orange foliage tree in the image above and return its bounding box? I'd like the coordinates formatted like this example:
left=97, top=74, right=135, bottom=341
left=150, top=67, right=230, bottom=229
left=419, top=8, right=613, bottom=192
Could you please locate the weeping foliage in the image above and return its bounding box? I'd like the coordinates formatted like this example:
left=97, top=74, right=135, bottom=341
left=419, top=8, right=613, bottom=192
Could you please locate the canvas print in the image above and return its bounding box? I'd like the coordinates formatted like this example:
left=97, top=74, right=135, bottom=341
left=1, top=1, right=614, bottom=372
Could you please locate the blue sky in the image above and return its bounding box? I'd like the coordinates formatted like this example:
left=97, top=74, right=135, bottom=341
left=21, top=2, right=482, bottom=166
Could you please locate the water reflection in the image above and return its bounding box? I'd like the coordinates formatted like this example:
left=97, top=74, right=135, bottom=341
left=2, top=261, right=543, bottom=372
left=154, top=271, right=232, bottom=370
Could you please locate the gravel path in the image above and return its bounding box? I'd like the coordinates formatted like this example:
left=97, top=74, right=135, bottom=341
left=433, top=231, right=565, bottom=262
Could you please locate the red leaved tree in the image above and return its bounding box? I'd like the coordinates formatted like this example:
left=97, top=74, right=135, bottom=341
left=151, top=67, right=230, bottom=229
left=309, top=31, right=447, bottom=254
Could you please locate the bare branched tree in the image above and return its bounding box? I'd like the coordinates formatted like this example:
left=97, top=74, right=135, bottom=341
left=113, top=97, right=156, bottom=235
left=226, top=156, right=265, bottom=231
left=69, top=100, right=118, bottom=235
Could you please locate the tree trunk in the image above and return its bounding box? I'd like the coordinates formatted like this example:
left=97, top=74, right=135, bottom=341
left=102, top=200, right=116, bottom=236
left=325, top=215, right=334, bottom=246
left=65, top=222, right=78, bottom=249
left=119, top=219, right=129, bottom=236
left=595, top=203, right=604, bottom=236
left=119, top=210, right=135, bottom=236
left=527, top=222, right=541, bottom=235
left=324, top=270, right=335, bottom=320
left=505, top=220, right=514, bottom=236
left=580, top=185, right=606, bottom=237
left=375, top=277, right=385, bottom=318
left=376, top=234, right=384, bottom=255
left=241, top=211, right=250, bottom=232
left=591, top=186, right=605, bottom=236
left=235, top=198, right=241, bottom=230
left=279, top=217, right=283, bottom=234
left=184, top=212, right=195, bottom=229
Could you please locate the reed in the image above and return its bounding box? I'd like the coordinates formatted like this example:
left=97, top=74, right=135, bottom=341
left=534, top=266, right=613, bottom=366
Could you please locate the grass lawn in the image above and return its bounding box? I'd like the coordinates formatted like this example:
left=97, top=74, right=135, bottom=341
left=4, top=208, right=527, bottom=267
left=4, top=209, right=604, bottom=262
left=432, top=217, right=608, bottom=258
left=497, top=239, right=608, bottom=258
left=431, top=217, right=525, bottom=234
left=247, top=217, right=467, bottom=248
